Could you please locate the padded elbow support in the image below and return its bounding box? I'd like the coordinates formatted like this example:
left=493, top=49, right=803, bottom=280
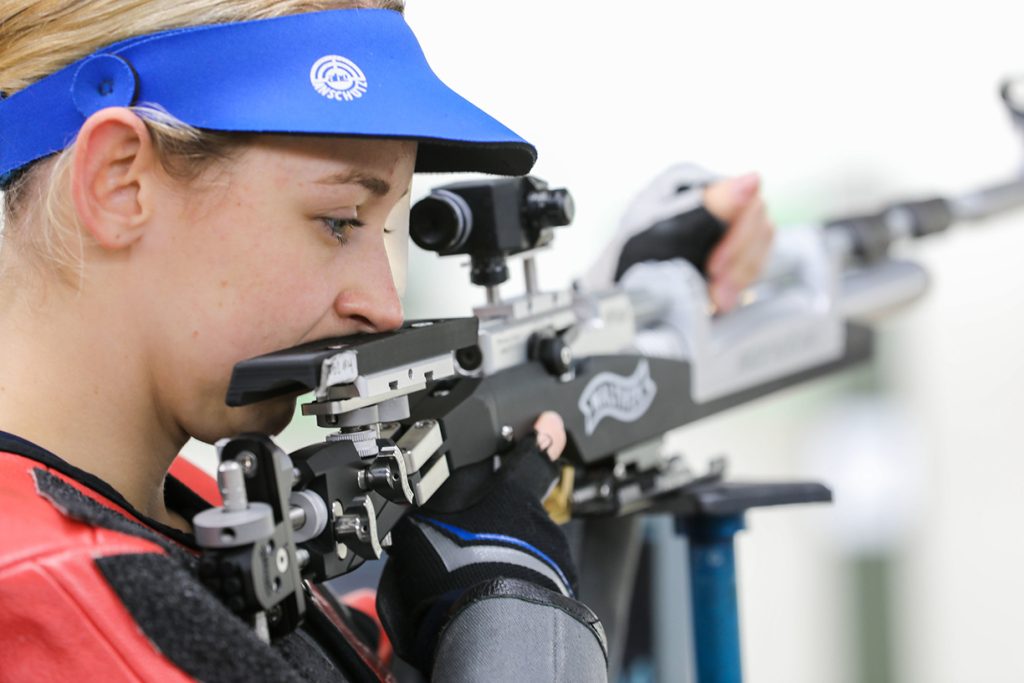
left=432, top=577, right=608, bottom=682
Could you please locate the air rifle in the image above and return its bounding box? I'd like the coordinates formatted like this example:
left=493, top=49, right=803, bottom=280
left=191, top=93, right=1024, bottom=645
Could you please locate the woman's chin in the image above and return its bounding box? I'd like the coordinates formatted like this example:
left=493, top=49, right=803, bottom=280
left=225, top=395, right=299, bottom=438
left=259, top=396, right=300, bottom=436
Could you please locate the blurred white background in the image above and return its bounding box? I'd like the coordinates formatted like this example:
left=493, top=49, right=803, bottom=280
left=189, top=2, right=1024, bottom=681
left=403, top=3, right=1024, bottom=682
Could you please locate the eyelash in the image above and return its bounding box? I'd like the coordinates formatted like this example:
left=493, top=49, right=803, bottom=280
left=320, top=217, right=365, bottom=244
left=319, top=218, right=396, bottom=245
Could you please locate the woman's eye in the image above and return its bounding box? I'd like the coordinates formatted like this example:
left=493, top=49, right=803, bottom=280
left=320, top=217, right=365, bottom=244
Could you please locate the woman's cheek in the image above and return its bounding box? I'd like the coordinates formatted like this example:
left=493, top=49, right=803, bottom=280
left=228, top=282, right=326, bottom=353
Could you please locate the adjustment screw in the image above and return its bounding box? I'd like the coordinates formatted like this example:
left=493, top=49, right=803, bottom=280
left=236, top=450, right=258, bottom=477
left=538, top=336, right=572, bottom=375
left=455, top=345, right=483, bottom=372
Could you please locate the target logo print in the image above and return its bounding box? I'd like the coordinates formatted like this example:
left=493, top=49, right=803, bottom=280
left=310, top=55, right=368, bottom=102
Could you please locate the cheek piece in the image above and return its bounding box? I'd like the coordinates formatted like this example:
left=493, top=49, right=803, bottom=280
left=0, top=8, right=537, bottom=190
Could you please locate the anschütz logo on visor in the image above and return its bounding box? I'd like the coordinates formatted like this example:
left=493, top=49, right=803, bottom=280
left=310, top=55, right=367, bottom=102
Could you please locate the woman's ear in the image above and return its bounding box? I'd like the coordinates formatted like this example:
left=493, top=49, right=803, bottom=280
left=70, top=108, right=159, bottom=250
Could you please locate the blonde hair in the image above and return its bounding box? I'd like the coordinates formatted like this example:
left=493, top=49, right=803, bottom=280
left=0, top=0, right=405, bottom=278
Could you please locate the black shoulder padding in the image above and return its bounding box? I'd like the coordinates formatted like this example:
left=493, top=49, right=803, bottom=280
left=0, top=429, right=198, bottom=548
left=275, top=626, right=355, bottom=683
left=32, top=467, right=194, bottom=564
left=95, top=553, right=348, bottom=683
left=165, top=473, right=214, bottom=522
left=39, top=468, right=358, bottom=681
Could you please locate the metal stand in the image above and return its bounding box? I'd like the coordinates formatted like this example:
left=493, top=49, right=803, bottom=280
left=679, top=514, right=745, bottom=683
left=668, top=479, right=833, bottom=683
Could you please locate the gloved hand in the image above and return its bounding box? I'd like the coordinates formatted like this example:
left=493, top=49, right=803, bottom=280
left=702, top=172, right=773, bottom=311
left=376, top=421, right=576, bottom=673
left=582, top=163, right=774, bottom=313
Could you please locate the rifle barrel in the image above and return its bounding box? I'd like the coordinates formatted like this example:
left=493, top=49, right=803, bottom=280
left=949, top=175, right=1024, bottom=221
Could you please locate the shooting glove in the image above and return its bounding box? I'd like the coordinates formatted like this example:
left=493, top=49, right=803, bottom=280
left=579, top=163, right=731, bottom=361
left=376, top=434, right=607, bottom=679
left=581, top=163, right=722, bottom=290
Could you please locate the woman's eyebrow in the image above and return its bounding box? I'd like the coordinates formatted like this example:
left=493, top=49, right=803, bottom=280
left=314, top=171, right=391, bottom=197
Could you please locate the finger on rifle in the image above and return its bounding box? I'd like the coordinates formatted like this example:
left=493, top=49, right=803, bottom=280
left=709, top=201, right=774, bottom=312
left=715, top=231, right=774, bottom=311
left=703, top=172, right=760, bottom=225
left=533, top=411, right=566, bottom=461
left=736, top=224, right=775, bottom=284
left=706, top=195, right=769, bottom=278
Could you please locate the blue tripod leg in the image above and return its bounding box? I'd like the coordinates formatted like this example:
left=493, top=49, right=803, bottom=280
left=669, top=480, right=833, bottom=683
left=678, top=514, right=746, bottom=683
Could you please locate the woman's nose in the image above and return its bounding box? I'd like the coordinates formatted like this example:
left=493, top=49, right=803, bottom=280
left=333, top=239, right=404, bottom=334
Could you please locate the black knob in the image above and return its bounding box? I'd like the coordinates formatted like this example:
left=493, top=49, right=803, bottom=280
left=537, top=335, right=573, bottom=375
left=525, top=188, right=575, bottom=230
left=410, top=189, right=473, bottom=253
left=455, top=345, right=483, bottom=372
left=470, top=255, right=510, bottom=287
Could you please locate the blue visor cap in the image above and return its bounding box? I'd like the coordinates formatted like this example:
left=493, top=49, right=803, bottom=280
left=0, top=9, right=536, bottom=180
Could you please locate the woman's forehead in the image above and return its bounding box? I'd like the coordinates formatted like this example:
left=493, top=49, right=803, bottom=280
left=246, top=136, right=417, bottom=185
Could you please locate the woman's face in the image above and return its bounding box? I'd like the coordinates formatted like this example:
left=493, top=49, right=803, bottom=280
left=130, top=134, right=416, bottom=443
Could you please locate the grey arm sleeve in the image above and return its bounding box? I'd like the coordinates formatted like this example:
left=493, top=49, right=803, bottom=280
left=431, top=577, right=609, bottom=682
